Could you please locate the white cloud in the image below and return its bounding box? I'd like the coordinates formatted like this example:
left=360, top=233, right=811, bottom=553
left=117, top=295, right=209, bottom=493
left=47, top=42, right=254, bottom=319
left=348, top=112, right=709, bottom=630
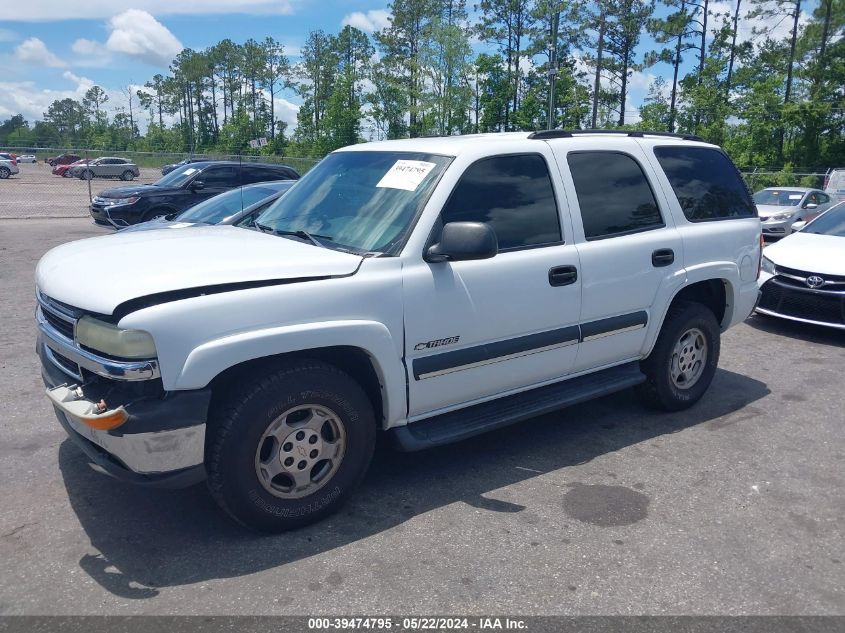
left=0, top=71, right=95, bottom=122
left=710, top=1, right=810, bottom=45
left=2, top=1, right=296, bottom=21
left=14, top=38, right=65, bottom=68
left=104, top=9, right=183, bottom=66
left=0, top=28, right=18, bottom=42
left=341, top=9, right=392, bottom=33
left=273, top=96, right=300, bottom=132
left=72, top=38, right=107, bottom=57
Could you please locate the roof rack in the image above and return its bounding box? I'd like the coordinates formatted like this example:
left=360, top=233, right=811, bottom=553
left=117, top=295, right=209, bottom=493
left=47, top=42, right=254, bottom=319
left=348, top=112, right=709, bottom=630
left=527, top=129, right=704, bottom=142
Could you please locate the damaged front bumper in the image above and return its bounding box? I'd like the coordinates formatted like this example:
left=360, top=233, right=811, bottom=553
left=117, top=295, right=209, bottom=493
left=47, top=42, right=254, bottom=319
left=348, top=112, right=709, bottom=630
left=39, top=338, right=210, bottom=488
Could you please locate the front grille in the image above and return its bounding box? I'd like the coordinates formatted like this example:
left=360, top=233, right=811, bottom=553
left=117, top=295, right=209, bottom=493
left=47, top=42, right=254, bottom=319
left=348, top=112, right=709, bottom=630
left=775, top=265, right=845, bottom=290
left=759, top=280, right=845, bottom=325
left=50, top=349, right=81, bottom=378
left=42, top=308, right=75, bottom=339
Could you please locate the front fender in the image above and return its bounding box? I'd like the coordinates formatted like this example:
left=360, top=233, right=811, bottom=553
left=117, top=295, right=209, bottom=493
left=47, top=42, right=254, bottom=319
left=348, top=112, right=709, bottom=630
left=175, top=320, right=406, bottom=427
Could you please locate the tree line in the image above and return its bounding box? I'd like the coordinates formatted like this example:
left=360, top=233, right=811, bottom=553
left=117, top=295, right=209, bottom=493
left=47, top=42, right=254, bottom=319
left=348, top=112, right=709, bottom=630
left=1, top=0, right=842, bottom=171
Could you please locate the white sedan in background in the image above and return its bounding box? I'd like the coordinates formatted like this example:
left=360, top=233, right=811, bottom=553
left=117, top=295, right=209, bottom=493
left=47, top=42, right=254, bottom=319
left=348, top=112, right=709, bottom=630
left=757, top=201, right=845, bottom=329
left=17, top=154, right=37, bottom=163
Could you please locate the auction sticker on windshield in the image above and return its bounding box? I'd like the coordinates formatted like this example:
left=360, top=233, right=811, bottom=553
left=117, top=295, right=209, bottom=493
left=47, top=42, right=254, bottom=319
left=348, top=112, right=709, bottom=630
left=376, top=160, right=436, bottom=191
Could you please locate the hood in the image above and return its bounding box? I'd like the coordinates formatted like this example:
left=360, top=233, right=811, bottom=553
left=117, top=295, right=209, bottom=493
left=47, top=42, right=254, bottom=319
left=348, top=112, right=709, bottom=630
left=756, top=204, right=798, bottom=219
left=119, top=219, right=201, bottom=233
left=97, top=184, right=165, bottom=198
left=764, top=232, right=845, bottom=276
left=36, top=225, right=363, bottom=316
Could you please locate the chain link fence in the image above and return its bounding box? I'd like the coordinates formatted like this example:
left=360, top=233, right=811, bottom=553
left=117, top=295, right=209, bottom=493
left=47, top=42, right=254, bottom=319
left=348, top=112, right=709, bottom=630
left=0, top=147, right=321, bottom=220
left=0, top=146, right=832, bottom=221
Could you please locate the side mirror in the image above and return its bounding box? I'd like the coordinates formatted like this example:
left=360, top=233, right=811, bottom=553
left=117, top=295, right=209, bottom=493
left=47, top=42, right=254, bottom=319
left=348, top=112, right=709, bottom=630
left=426, top=221, right=497, bottom=263
left=191, top=180, right=205, bottom=191
left=791, top=220, right=807, bottom=232
left=803, top=202, right=818, bottom=210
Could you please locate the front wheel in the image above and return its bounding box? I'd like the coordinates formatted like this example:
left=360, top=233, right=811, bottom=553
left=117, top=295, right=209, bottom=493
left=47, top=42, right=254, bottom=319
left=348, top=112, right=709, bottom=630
left=80, top=170, right=94, bottom=180
left=637, top=301, right=720, bottom=411
left=206, top=360, right=376, bottom=532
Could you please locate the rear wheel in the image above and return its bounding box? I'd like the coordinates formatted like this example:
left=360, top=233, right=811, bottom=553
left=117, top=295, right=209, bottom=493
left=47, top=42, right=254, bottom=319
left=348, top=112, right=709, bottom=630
left=0, top=167, right=9, bottom=179
left=120, top=170, right=135, bottom=181
left=206, top=360, right=376, bottom=532
left=637, top=301, right=720, bottom=411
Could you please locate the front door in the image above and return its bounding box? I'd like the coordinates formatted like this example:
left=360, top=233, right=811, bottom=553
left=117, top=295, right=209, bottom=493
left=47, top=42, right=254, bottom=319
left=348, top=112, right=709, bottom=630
left=403, top=152, right=582, bottom=420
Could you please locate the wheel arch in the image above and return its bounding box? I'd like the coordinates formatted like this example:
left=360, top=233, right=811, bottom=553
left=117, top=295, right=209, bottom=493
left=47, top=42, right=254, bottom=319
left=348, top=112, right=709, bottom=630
left=208, top=346, right=387, bottom=430
left=644, top=276, right=734, bottom=357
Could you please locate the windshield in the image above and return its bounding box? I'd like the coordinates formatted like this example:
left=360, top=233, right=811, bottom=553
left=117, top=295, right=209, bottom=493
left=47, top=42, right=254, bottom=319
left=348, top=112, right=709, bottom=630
left=804, top=202, right=845, bottom=237
left=154, top=163, right=205, bottom=187
left=753, top=190, right=804, bottom=206
left=176, top=185, right=283, bottom=224
left=255, top=151, right=451, bottom=253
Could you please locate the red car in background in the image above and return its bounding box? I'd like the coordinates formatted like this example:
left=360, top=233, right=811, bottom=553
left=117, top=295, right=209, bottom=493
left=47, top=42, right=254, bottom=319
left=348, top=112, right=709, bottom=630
left=47, top=153, right=81, bottom=167
left=53, top=158, right=90, bottom=177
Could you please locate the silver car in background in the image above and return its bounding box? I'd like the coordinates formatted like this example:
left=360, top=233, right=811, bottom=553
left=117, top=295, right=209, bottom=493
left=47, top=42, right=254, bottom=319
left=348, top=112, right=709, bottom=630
left=68, top=157, right=140, bottom=181
left=753, top=187, right=832, bottom=238
left=0, top=153, right=20, bottom=179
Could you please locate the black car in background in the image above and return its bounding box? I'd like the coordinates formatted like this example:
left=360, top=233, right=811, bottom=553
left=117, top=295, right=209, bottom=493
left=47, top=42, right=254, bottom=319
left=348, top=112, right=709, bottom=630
left=89, top=161, right=300, bottom=228
left=160, top=157, right=216, bottom=175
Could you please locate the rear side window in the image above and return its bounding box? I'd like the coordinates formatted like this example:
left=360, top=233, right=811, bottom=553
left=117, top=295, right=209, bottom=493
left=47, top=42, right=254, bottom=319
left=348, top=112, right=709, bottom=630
left=440, top=154, right=561, bottom=250
left=654, top=146, right=755, bottom=221
left=567, top=152, right=664, bottom=240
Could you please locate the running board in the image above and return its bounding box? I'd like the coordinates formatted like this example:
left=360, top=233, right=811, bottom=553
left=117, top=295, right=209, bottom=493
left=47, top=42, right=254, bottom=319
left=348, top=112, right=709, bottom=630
left=391, top=362, right=645, bottom=451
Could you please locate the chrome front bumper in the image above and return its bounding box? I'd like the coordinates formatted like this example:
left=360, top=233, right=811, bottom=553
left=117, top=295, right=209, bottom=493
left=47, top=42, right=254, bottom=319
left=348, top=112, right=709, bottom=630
left=47, top=383, right=206, bottom=475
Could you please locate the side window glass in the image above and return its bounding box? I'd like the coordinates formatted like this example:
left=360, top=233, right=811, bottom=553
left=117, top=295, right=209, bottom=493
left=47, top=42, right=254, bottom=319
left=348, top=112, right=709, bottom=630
left=654, top=146, right=755, bottom=221
left=567, top=152, right=663, bottom=240
left=439, top=154, right=561, bottom=250
left=201, top=167, right=239, bottom=187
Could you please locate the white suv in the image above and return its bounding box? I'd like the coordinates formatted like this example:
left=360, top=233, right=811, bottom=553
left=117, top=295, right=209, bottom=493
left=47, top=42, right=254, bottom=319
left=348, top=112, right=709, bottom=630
left=36, top=131, right=761, bottom=531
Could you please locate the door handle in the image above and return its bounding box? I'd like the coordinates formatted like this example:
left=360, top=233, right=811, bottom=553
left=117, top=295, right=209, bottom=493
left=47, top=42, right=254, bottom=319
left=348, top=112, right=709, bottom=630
left=652, top=248, right=675, bottom=267
left=549, top=265, right=578, bottom=287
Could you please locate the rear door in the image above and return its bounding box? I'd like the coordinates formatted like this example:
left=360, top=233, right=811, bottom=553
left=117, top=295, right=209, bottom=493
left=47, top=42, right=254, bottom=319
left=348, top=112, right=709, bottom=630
left=551, top=142, right=684, bottom=373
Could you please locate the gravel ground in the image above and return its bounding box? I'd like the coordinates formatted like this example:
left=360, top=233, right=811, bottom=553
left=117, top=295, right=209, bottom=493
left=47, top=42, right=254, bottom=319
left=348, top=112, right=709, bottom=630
left=0, top=163, right=162, bottom=219
left=0, top=218, right=843, bottom=616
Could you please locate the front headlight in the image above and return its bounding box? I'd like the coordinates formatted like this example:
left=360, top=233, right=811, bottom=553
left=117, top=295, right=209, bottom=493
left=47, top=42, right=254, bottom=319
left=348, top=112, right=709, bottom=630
left=770, top=211, right=794, bottom=221
left=104, top=197, right=139, bottom=206
left=75, top=316, right=157, bottom=359
left=761, top=255, right=776, bottom=275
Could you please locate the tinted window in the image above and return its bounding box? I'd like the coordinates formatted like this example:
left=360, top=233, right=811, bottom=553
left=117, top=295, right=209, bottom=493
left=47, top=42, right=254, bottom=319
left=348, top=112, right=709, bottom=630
left=567, top=152, right=663, bottom=240
left=439, top=154, right=561, bottom=250
left=805, top=202, right=845, bottom=237
left=243, top=167, right=286, bottom=185
left=654, top=146, right=755, bottom=221
left=200, top=166, right=240, bottom=187
left=178, top=185, right=280, bottom=224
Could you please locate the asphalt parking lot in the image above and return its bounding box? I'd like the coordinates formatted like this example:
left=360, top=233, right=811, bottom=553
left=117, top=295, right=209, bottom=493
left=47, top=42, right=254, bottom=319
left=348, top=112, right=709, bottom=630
left=0, top=217, right=843, bottom=616
left=0, top=163, right=161, bottom=219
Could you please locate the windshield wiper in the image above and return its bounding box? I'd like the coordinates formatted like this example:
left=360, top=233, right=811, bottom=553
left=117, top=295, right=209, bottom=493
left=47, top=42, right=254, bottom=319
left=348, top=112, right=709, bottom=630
left=254, top=223, right=333, bottom=247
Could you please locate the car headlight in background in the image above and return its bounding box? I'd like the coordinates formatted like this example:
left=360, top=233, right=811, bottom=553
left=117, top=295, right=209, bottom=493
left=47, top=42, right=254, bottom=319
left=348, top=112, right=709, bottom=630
left=103, top=197, right=139, bottom=206
left=75, top=316, right=157, bottom=359
left=770, top=211, right=795, bottom=221
left=761, top=256, right=776, bottom=275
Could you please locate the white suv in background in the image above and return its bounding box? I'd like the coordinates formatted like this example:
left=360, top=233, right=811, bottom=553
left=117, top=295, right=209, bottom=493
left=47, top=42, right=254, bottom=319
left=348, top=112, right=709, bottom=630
left=36, top=131, right=761, bottom=531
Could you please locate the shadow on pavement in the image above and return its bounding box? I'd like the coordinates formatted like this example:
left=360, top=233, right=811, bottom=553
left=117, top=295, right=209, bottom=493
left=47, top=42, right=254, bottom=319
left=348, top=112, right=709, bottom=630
left=746, top=313, right=845, bottom=347
left=59, top=368, right=769, bottom=598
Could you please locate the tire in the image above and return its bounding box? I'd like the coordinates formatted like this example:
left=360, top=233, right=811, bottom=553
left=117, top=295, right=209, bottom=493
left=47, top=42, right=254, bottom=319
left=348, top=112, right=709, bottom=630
left=0, top=167, right=9, bottom=179
left=142, top=208, right=170, bottom=222
left=206, top=360, right=376, bottom=532
left=637, top=300, right=720, bottom=411
left=120, top=170, right=135, bottom=181
left=81, top=170, right=94, bottom=180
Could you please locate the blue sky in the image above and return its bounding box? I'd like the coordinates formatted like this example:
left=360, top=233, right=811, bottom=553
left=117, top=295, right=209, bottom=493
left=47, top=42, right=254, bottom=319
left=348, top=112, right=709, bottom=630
left=0, top=1, right=809, bottom=136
